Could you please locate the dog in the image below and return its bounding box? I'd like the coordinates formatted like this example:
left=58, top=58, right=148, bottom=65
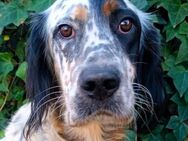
left=1, top=0, right=165, bottom=140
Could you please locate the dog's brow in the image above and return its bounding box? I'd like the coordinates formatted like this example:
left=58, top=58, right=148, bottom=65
left=72, top=5, right=88, bottom=21
left=103, top=0, right=119, bottom=16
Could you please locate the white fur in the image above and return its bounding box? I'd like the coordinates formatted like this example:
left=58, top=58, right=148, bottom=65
left=1, top=104, right=31, bottom=141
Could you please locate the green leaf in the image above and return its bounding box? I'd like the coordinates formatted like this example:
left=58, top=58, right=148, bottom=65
left=10, top=86, right=25, bottom=102
left=130, top=0, right=148, bottom=10
left=176, top=36, right=188, bottom=63
left=185, top=91, right=188, bottom=103
left=171, top=93, right=184, bottom=106
left=0, top=130, right=4, bottom=139
left=25, top=0, right=54, bottom=12
left=0, top=2, right=28, bottom=28
left=168, top=66, right=188, bottom=97
left=165, top=133, right=177, bottom=141
left=174, top=123, right=188, bottom=141
left=160, top=0, right=188, bottom=27
left=16, top=61, right=27, bottom=82
left=166, top=116, right=180, bottom=129
left=0, top=53, right=14, bottom=79
left=164, top=24, right=179, bottom=41
left=0, top=80, right=9, bottom=92
left=162, top=55, right=176, bottom=71
left=16, top=41, right=26, bottom=62
left=178, top=21, right=188, bottom=35
left=178, top=104, right=188, bottom=121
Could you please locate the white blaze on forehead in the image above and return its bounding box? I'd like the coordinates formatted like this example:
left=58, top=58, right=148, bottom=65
left=83, top=18, right=113, bottom=53
left=45, top=0, right=90, bottom=34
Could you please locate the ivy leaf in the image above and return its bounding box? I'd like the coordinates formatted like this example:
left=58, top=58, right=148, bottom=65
left=168, top=66, right=188, bottom=97
left=130, top=0, right=148, bottom=10
left=0, top=80, right=9, bottom=92
left=164, top=24, right=179, bottom=41
left=176, top=36, right=188, bottom=63
left=165, top=133, right=177, bottom=141
left=0, top=53, right=14, bottom=79
left=174, top=123, right=188, bottom=141
left=178, top=104, right=188, bottom=121
left=160, top=0, right=188, bottom=27
left=0, top=53, right=14, bottom=92
left=162, top=55, right=176, bottom=71
left=167, top=116, right=180, bottom=129
left=25, top=0, right=54, bottom=12
left=16, top=61, right=27, bottom=82
left=0, top=2, right=28, bottom=28
left=185, top=91, right=188, bottom=103
left=178, top=21, right=188, bottom=35
left=16, top=41, right=26, bottom=62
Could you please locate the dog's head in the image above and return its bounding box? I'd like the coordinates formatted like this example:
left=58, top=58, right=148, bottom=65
left=26, top=0, right=165, bottom=134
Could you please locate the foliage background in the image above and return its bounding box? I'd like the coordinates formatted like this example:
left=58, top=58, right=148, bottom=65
left=0, top=0, right=188, bottom=140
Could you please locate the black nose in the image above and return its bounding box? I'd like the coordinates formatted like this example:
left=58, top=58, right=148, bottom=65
left=79, top=67, right=120, bottom=100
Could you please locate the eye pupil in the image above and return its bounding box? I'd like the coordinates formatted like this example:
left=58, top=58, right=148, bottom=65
left=60, top=24, right=74, bottom=38
left=119, top=19, right=132, bottom=33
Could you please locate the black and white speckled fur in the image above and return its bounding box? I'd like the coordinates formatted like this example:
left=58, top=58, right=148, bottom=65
left=1, top=0, right=165, bottom=141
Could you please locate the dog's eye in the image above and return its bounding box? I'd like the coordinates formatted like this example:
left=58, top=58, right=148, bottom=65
left=118, top=18, right=132, bottom=33
left=59, top=24, right=75, bottom=38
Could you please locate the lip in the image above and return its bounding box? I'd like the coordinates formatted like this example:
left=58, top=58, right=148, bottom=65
left=68, top=107, right=134, bottom=127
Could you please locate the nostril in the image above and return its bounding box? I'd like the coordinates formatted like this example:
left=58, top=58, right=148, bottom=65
left=103, top=78, right=119, bottom=91
left=82, top=80, right=96, bottom=92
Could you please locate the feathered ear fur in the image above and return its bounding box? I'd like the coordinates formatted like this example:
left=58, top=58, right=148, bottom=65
left=136, top=23, right=166, bottom=132
left=25, top=13, right=59, bottom=136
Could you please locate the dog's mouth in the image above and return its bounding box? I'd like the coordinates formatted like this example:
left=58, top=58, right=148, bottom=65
left=65, top=95, right=134, bottom=126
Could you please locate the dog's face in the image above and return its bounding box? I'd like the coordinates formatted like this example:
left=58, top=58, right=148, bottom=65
left=44, top=0, right=142, bottom=125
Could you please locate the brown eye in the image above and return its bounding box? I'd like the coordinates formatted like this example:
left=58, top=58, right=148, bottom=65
left=118, top=18, right=132, bottom=33
left=59, top=24, right=75, bottom=38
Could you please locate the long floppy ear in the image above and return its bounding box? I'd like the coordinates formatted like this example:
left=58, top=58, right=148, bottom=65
left=25, top=13, right=59, bottom=135
left=136, top=22, right=166, bottom=132
left=122, top=0, right=165, bottom=132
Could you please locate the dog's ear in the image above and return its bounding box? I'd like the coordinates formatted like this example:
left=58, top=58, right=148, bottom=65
left=27, top=13, right=51, bottom=100
left=136, top=22, right=166, bottom=132
left=25, top=13, right=58, bottom=135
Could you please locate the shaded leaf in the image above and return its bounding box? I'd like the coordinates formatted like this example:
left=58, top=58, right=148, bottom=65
left=176, top=36, right=188, bottom=63
left=130, top=0, right=148, bottom=10
left=25, top=0, right=54, bottom=12
left=168, top=66, right=188, bottom=97
left=0, top=53, right=14, bottom=78
left=16, top=41, right=26, bottom=62
left=0, top=2, right=28, bottom=28
left=166, top=116, right=180, bottom=129
left=0, top=80, right=9, bottom=92
left=160, top=0, right=188, bottom=27
left=174, top=123, right=188, bottom=141
left=164, top=24, right=179, bottom=41
left=16, top=61, right=27, bottom=82
left=178, top=21, right=188, bottom=35
left=178, top=104, right=188, bottom=121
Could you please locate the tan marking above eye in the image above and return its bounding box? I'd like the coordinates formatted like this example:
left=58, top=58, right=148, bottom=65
left=73, top=5, right=88, bottom=21
left=103, top=0, right=118, bottom=16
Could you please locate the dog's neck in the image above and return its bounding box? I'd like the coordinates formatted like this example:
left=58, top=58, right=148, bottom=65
left=42, top=111, right=132, bottom=141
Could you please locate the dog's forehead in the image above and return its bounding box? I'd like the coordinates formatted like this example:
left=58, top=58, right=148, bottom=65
left=47, top=0, right=127, bottom=30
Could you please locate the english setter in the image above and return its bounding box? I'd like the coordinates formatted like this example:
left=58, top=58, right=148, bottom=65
left=2, top=0, right=165, bottom=140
